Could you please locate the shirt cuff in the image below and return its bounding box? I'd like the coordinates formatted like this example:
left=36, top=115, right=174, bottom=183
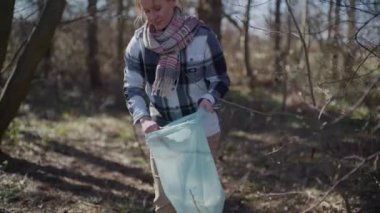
left=133, top=113, right=151, bottom=125
left=200, top=93, right=216, bottom=105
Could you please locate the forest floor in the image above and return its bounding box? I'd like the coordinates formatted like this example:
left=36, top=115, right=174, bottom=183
left=0, top=81, right=379, bottom=213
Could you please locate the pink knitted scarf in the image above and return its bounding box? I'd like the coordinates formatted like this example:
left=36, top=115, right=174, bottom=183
left=143, top=9, right=200, bottom=97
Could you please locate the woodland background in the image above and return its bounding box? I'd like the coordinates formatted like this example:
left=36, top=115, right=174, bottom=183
left=0, top=0, right=379, bottom=212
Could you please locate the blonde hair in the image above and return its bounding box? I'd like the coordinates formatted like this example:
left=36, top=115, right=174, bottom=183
left=134, top=0, right=182, bottom=26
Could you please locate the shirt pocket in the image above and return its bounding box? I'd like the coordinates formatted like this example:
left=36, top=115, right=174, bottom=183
left=185, top=54, right=204, bottom=83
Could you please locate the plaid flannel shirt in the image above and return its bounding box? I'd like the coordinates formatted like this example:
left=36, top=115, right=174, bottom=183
left=123, top=25, right=230, bottom=126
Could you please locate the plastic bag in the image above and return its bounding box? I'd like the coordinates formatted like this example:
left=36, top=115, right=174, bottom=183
left=146, top=109, right=225, bottom=213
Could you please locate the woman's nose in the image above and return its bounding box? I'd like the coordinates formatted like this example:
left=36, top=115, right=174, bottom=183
left=152, top=11, right=159, bottom=20
left=147, top=13, right=157, bottom=23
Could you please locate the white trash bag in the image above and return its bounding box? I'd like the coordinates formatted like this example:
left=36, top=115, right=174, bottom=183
left=146, top=109, right=225, bottom=213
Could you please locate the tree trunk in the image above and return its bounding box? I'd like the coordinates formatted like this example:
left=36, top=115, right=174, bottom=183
left=327, top=0, right=334, bottom=41
left=87, top=0, right=102, bottom=88
left=37, top=0, right=53, bottom=78
left=0, top=0, right=66, bottom=141
left=331, top=0, right=341, bottom=80
left=297, top=0, right=309, bottom=67
left=342, top=0, right=356, bottom=85
left=241, top=0, right=254, bottom=86
left=274, top=0, right=282, bottom=76
left=0, top=0, right=15, bottom=71
left=286, top=0, right=316, bottom=106
left=281, top=10, right=293, bottom=112
left=117, top=0, right=126, bottom=73
left=197, top=0, right=222, bottom=41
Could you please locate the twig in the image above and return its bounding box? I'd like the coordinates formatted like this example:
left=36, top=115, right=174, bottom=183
left=264, top=146, right=284, bottom=156
left=330, top=75, right=380, bottom=125
left=256, top=191, right=304, bottom=197
left=285, top=0, right=316, bottom=106
left=320, top=0, right=378, bottom=15
left=355, top=13, right=380, bottom=58
left=222, top=11, right=242, bottom=32
left=372, top=122, right=380, bottom=134
left=302, top=151, right=380, bottom=213
left=0, top=39, right=27, bottom=74
left=317, top=46, right=378, bottom=120
left=318, top=68, right=376, bottom=86
left=60, top=7, right=108, bottom=26
left=318, top=97, right=333, bottom=120
left=343, top=155, right=365, bottom=161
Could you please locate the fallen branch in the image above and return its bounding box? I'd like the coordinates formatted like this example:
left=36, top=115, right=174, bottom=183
left=264, top=145, right=284, bottom=156
left=302, top=151, right=380, bottom=213
left=256, top=191, right=304, bottom=197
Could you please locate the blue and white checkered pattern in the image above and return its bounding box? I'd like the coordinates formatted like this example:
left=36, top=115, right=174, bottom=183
left=124, top=25, right=230, bottom=127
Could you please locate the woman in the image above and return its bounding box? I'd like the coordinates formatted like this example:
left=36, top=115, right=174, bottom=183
left=124, top=0, right=230, bottom=211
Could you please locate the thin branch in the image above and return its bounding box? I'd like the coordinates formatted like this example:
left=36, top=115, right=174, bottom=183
left=265, top=145, right=285, bottom=156
left=318, top=68, right=376, bottom=86
left=256, top=191, right=305, bottom=197
left=0, top=39, right=27, bottom=74
left=354, top=13, right=380, bottom=58
left=302, top=151, right=380, bottom=213
left=60, top=7, right=108, bottom=26
left=320, top=0, right=378, bottom=15
left=318, top=97, right=333, bottom=120
left=285, top=0, right=316, bottom=106
left=222, top=11, right=242, bottom=32
left=317, top=46, right=377, bottom=120
left=343, top=155, right=365, bottom=161
left=374, top=155, right=378, bottom=171
left=330, top=75, right=380, bottom=125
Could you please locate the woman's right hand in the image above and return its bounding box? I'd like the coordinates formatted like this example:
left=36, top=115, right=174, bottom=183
left=140, top=117, right=160, bottom=134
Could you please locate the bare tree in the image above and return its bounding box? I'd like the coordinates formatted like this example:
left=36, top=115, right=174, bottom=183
left=331, top=0, right=341, bottom=79
left=116, top=0, right=129, bottom=73
left=197, top=0, right=223, bottom=40
left=286, top=0, right=316, bottom=106
left=87, top=0, right=102, bottom=88
left=37, top=0, right=53, bottom=78
left=0, top=0, right=66, bottom=141
left=241, top=0, right=254, bottom=87
left=0, top=0, right=16, bottom=71
left=327, top=0, right=334, bottom=41
left=274, top=0, right=283, bottom=76
left=343, top=0, right=357, bottom=83
left=297, top=0, right=309, bottom=67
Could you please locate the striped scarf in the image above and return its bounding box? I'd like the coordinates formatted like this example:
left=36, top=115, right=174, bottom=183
left=143, top=9, right=200, bottom=97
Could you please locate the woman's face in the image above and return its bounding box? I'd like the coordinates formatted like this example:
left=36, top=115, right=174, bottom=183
left=140, top=0, right=176, bottom=30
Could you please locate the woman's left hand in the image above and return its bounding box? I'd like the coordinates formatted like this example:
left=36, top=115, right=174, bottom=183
left=199, top=99, right=214, bottom=112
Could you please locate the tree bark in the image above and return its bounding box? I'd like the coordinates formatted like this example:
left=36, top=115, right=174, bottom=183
left=117, top=0, right=126, bottom=73
left=332, top=0, right=341, bottom=80
left=327, top=0, right=334, bottom=41
left=87, top=0, right=102, bottom=88
left=0, top=0, right=66, bottom=141
left=37, top=0, right=53, bottom=78
left=274, top=0, right=282, bottom=75
left=286, top=0, right=316, bottom=106
left=343, top=0, right=357, bottom=85
left=297, top=0, right=309, bottom=67
left=0, top=0, right=15, bottom=71
left=241, top=0, right=254, bottom=86
left=197, top=0, right=222, bottom=41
